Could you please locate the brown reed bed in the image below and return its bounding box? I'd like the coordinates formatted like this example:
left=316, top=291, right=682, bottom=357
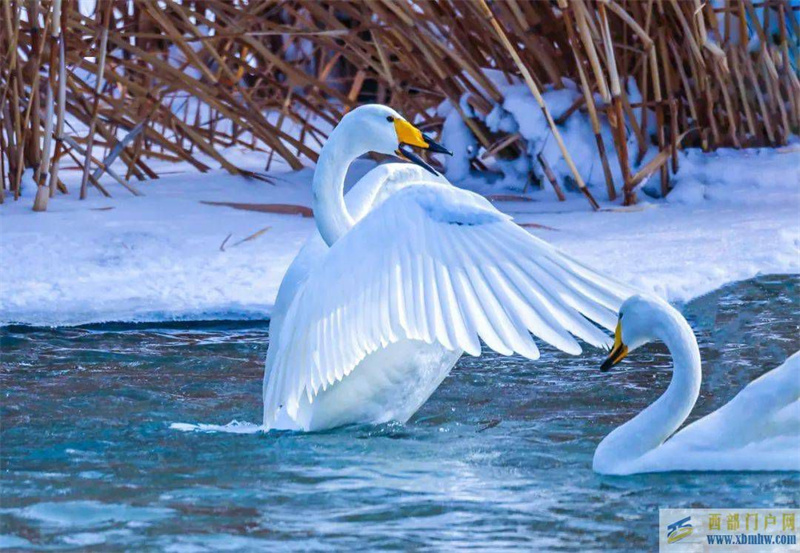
left=1, top=0, right=797, bottom=211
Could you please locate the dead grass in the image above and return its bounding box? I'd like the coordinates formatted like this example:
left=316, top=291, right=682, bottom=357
left=1, top=0, right=797, bottom=211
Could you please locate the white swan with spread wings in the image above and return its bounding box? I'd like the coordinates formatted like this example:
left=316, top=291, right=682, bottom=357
left=263, top=104, right=633, bottom=431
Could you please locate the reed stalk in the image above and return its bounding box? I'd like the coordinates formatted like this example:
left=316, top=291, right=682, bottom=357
left=1, top=0, right=795, bottom=210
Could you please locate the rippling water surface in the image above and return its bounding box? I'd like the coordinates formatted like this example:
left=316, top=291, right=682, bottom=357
left=2, top=276, right=798, bottom=551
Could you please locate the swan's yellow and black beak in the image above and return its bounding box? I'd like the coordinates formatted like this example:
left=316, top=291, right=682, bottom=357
left=601, top=320, right=629, bottom=372
left=394, top=119, right=452, bottom=176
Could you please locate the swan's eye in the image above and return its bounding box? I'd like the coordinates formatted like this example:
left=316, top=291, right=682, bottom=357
left=386, top=116, right=394, bottom=123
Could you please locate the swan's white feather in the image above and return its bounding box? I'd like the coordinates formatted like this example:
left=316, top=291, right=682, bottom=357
left=264, top=180, right=633, bottom=426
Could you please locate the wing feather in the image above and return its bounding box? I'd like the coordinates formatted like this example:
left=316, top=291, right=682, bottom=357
left=438, top=263, right=480, bottom=356
left=465, top=255, right=531, bottom=357
left=484, top=229, right=612, bottom=347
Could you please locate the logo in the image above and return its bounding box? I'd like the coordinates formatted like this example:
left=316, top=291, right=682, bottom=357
left=667, top=516, right=694, bottom=544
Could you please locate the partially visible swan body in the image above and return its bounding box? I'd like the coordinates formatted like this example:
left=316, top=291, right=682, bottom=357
left=264, top=104, right=634, bottom=432
left=594, top=295, right=800, bottom=475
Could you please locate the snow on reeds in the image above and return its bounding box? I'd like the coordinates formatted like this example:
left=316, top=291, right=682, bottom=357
left=1, top=0, right=797, bottom=211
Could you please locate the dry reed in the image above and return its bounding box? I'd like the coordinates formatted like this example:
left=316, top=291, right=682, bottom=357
left=1, top=0, right=797, bottom=211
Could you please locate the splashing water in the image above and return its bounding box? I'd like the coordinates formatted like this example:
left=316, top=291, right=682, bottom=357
left=169, top=421, right=264, bottom=434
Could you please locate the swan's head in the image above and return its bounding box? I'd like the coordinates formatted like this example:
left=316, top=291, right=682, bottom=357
left=336, top=104, right=452, bottom=175
left=601, top=295, right=671, bottom=371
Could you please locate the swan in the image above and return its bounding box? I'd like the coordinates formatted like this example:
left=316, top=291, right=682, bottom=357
left=594, top=294, right=800, bottom=475
left=263, top=104, right=634, bottom=432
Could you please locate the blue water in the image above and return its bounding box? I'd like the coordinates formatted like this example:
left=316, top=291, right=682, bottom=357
left=1, top=276, right=798, bottom=551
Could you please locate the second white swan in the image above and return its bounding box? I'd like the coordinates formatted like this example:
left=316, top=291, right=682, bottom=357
left=595, top=294, right=800, bottom=475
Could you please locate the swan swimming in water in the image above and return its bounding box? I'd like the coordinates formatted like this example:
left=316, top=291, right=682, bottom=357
left=594, top=294, right=800, bottom=475
left=263, top=104, right=634, bottom=432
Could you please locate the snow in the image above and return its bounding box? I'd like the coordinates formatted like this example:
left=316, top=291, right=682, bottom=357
left=439, top=100, right=477, bottom=181
left=1, top=137, right=798, bottom=327
left=440, top=76, right=658, bottom=197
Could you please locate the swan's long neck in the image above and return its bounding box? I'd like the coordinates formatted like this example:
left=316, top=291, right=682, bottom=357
left=312, top=127, right=361, bottom=246
left=594, top=307, right=701, bottom=473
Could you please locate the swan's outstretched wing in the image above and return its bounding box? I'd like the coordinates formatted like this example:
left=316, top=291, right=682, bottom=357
left=642, top=351, right=800, bottom=472
left=264, top=183, right=634, bottom=425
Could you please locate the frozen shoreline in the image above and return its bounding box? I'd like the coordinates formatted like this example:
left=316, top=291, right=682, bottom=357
left=1, top=145, right=798, bottom=327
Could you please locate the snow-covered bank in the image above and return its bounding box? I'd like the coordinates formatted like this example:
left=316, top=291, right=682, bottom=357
left=1, top=146, right=798, bottom=327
